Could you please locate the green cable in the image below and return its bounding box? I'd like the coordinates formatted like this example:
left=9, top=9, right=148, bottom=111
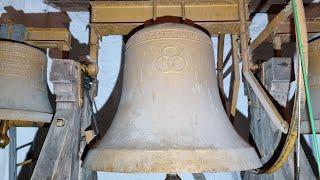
left=292, top=0, right=320, bottom=175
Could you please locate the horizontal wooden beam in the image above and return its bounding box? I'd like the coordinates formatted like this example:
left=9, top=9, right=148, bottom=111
left=0, top=7, right=70, bottom=28
left=42, top=0, right=315, bottom=13
left=228, top=35, right=240, bottom=120
left=90, top=21, right=245, bottom=36
left=91, top=1, right=247, bottom=23
left=8, top=121, right=45, bottom=127
left=24, top=28, right=71, bottom=51
left=45, top=0, right=90, bottom=11
left=275, top=19, right=320, bottom=34
left=25, top=28, right=70, bottom=42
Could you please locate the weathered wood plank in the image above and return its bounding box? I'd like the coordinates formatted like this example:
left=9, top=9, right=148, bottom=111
left=31, top=59, right=83, bottom=180
left=244, top=57, right=315, bottom=180
left=240, top=0, right=289, bottom=133
left=244, top=71, right=289, bottom=133
left=0, top=7, right=70, bottom=28
left=90, top=1, right=243, bottom=23
left=249, top=1, right=293, bottom=54
left=78, top=93, right=98, bottom=180
left=228, top=35, right=240, bottom=120
left=90, top=21, right=244, bottom=36
left=217, top=34, right=225, bottom=101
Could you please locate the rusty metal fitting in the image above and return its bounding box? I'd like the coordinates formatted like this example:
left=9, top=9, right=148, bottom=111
left=250, top=63, right=259, bottom=71
left=0, top=134, right=9, bottom=148
left=56, top=118, right=65, bottom=127
left=0, top=120, right=9, bottom=148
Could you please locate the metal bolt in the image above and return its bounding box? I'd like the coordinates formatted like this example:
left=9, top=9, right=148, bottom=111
left=56, top=119, right=65, bottom=127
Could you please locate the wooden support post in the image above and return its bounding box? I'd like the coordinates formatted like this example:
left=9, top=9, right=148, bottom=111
left=217, top=34, right=225, bottom=101
left=228, top=35, right=240, bottom=121
left=294, top=0, right=309, bottom=72
left=31, top=59, right=84, bottom=180
left=89, top=29, right=99, bottom=64
left=78, top=93, right=98, bottom=180
left=238, top=0, right=250, bottom=72
left=89, top=28, right=99, bottom=98
left=238, top=0, right=289, bottom=133
left=243, top=58, right=315, bottom=180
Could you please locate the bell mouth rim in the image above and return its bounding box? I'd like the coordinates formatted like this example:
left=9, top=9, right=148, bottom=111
left=83, top=148, right=262, bottom=173
left=0, top=108, right=53, bottom=123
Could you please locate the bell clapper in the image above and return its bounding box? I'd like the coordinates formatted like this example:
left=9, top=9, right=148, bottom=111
left=85, top=63, right=99, bottom=77
left=0, top=120, right=10, bottom=148
left=80, top=60, right=99, bottom=78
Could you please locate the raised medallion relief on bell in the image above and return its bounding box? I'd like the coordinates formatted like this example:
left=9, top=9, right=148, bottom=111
left=84, top=23, right=262, bottom=173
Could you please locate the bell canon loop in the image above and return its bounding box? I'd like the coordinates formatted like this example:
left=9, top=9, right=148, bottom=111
left=83, top=23, right=262, bottom=173
left=0, top=40, right=53, bottom=122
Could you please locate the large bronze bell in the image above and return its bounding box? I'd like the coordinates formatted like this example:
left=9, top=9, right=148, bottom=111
left=299, top=38, right=320, bottom=134
left=308, top=39, right=320, bottom=120
left=83, top=23, right=261, bottom=173
left=0, top=41, right=53, bottom=123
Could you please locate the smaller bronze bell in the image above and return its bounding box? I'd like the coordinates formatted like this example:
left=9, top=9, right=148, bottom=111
left=0, top=40, right=53, bottom=123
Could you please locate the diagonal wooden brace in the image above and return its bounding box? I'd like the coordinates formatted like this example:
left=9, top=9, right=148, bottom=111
left=249, top=1, right=293, bottom=54
left=238, top=0, right=289, bottom=133
left=244, top=71, right=289, bottom=133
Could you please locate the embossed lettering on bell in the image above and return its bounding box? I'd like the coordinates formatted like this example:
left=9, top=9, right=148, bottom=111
left=0, top=40, right=53, bottom=122
left=84, top=23, right=262, bottom=173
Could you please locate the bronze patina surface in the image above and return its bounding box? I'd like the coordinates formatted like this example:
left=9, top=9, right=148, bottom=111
left=84, top=23, right=261, bottom=173
left=0, top=41, right=53, bottom=122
